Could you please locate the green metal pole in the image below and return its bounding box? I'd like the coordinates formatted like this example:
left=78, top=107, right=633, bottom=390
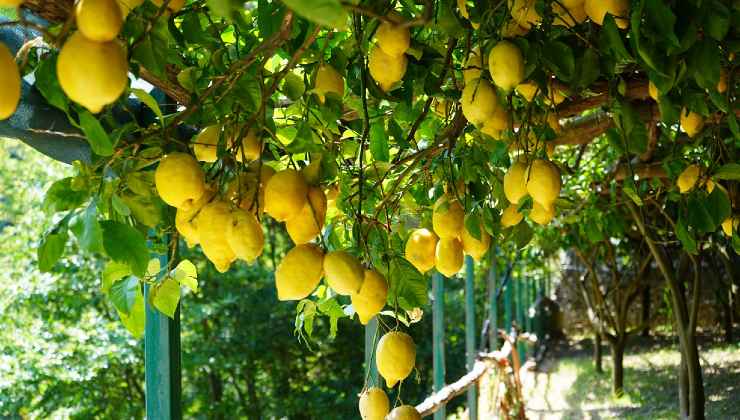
left=432, top=272, right=446, bottom=420
left=488, top=250, right=499, bottom=351
left=464, top=256, right=477, bottom=420
left=516, top=279, right=525, bottom=361
left=364, top=317, right=379, bottom=386
left=504, top=272, right=513, bottom=334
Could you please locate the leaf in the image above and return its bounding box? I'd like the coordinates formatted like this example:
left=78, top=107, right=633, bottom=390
left=79, top=111, right=114, bottom=156
left=317, top=297, right=344, bottom=338
left=687, top=196, right=715, bottom=233
left=34, top=56, right=69, bottom=112
left=689, top=39, right=721, bottom=91
left=714, top=163, right=740, bottom=181
left=542, top=41, right=575, bottom=82
left=675, top=217, right=698, bottom=254
left=101, top=221, right=150, bottom=277
left=102, top=261, right=131, bottom=294
left=729, top=113, right=740, bottom=140
left=151, top=277, right=181, bottom=318
left=111, top=194, right=131, bottom=217
left=369, top=121, right=389, bottom=162
left=575, top=49, right=600, bottom=89
left=69, top=202, right=103, bottom=253
left=465, top=214, right=481, bottom=241
left=43, top=178, right=89, bottom=214
left=644, top=0, right=679, bottom=47
left=109, top=276, right=140, bottom=315
left=38, top=230, right=68, bottom=272
left=388, top=257, right=428, bottom=309
left=118, top=286, right=145, bottom=338
left=173, top=259, right=198, bottom=293
left=705, top=188, right=731, bottom=228
left=704, top=1, right=730, bottom=41
left=623, top=182, right=644, bottom=206
left=281, top=0, right=348, bottom=29
left=131, top=88, right=164, bottom=122
left=601, top=14, right=632, bottom=62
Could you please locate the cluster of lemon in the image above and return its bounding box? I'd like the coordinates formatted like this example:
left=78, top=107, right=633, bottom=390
left=676, top=164, right=737, bottom=237
left=369, top=13, right=410, bottom=92
left=508, top=0, right=630, bottom=34
left=503, top=158, right=562, bottom=227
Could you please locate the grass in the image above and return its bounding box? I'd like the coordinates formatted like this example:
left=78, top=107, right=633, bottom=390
left=523, top=336, right=740, bottom=419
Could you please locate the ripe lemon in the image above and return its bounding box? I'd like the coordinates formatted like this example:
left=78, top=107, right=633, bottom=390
left=461, top=78, right=498, bottom=126
left=175, top=186, right=215, bottom=248
left=193, top=125, right=224, bottom=162
left=516, top=81, right=539, bottom=102
left=545, top=81, right=567, bottom=105
left=275, top=244, right=324, bottom=301
left=717, top=69, right=728, bottom=93
left=553, top=3, right=587, bottom=27
left=235, top=128, right=261, bottom=163
left=483, top=104, right=510, bottom=132
left=435, top=237, right=464, bottom=277
left=226, top=208, right=264, bottom=263
left=0, top=0, right=23, bottom=6
left=151, top=0, right=184, bottom=12
left=721, top=217, right=736, bottom=237
left=501, top=204, right=523, bottom=228
left=196, top=200, right=236, bottom=273
left=680, top=108, right=704, bottom=138
left=228, top=164, right=275, bottom=214
left=405, top=228, right=438, bottom=273
left=117, top=0, right=144, bottom=16
left=314, top=64, right=345, bottom=103
left=704, top=179, right=715, bottom=193
left=677, top=164, right=700, bottom=194
left=509, top=0, right=541, bottom=29
left=501, top=20, right=530, bottom=38
left=57, top=32, right=128, bottom=113
left=351, top=269, right=388, bottom=325
left=323, top=251, right=364, bottom=295
left=432, top=195, right=465, bottom=239
left=489, top=40, right=525, bottom=92
left=526, top=159, right=561, bottom=205
left=75, top=0, right=123, bottom=42
left=376, top=331, right=416, bottom=388
left=155, top=152, right=206, bottom=210
left=359, top=387, right=390, bottom=420
left=648, top=80, right=659, bottom=101
left=504, top=160, right=529, bottom=205
left=285, top=186, right=327, bottom=244
left=584, top=0, right=630, bottom=29
left=375, top=14, right=411, bottom=57
left=264, top=169, right=308, bottom=221
left=463, top=48, right=482, bottom=84
left=0, top=42, right=20, bottom=120
left=461, top=222, right=491, bottom=261
left=387, top=406, right=422, bottom=420
left=530, top=201, right=555, bottom=225
left=369, top=45, right=407, bottom=92
left=481, top=124, right=502, bottom=141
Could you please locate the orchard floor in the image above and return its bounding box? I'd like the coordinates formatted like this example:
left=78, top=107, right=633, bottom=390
left=522, top=331, right=740, bottom=420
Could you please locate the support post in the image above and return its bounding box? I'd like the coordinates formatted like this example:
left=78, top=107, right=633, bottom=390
left=432, top=272, right=446, bottom=420
left=488, top=250, right=499, bottom=351
left=504, top=271, right=513, bottom=334
left=364, top=317, right=379, bottom=386
left=516, top=279, right=525, bottom=361
left=464, top=256, right=477, bottom=420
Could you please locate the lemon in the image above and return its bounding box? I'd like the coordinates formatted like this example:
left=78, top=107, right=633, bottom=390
left=228, top=164, right=275, bottom=214
left=561, top=0, right=585, bottom=6
left=461, top=78, right=498, bottom=126
left=526, top=159, right=561, bottom=205
left=435, top=237, right=464, bottom=277
left=481, top=124, right=502, bottom=141
left=323, top=251, right=364, bottom=295
left=387, top=406, right=422, bottom=420
left=175, top=186, right=215, bottom=248
left=155, top=152, right=206, bottom=210
left=196, top=200, right=237, bottom=273
left=275, top=244, right=324, bottom=301
left=704, top=179, right=715, bottom=193
left=721, top=217, right=736, bottom=237
left=504, top=160, right=529, bottom=205
left=0, top=0, right=23, bottom=6
left=151, top=0, right=185, bottom=12
left=285, top=186, right=327, bottom=244
left=680, top=108, right=704, bottom=138
left=553, top=3, right=587, bottom=27
left=461, top=222, right=491, bottom=261
left=530, top=201, right=555, bottom=225
left=264, top=169, right=308, bottom=221
left=584, top=0, right=630, bottom=29
left=405, top=228, right=438, bottom=273
left=545, top=82, right=567, bottom=105
left=235, top=128, right=261, bottom=163
left=369, top=45, right=408, bottom=92
left=57, top=32, right=128, bottom=113
left=501, top=204, right=524, bottom=228
left=489, top=40, right=525, bottom=92
left=376, top=331, right=416, bottom=388
left=548, top=114, right=562, bottom=133
left=516, top=81, right=539, bottom=102
left=432, top=195, right=465, bottom=239
left=677, top=164, right=700, bottom=194
left=193, top=125, right=224, bottom=162
left=648, top=81, right=659, bottom=101
left=717, top=69, right=728, bottom=93
left=509, top=0, right=541, bottom=29
left=351, top=269, right=388, bottom=325
left=314, top=64, right=345, bottom=103
left=463, top=48, right=482, bottom=85
left=359, top=387, right=390, bottom=420
left=117, top=0, right=144, bottom=16
left=501, top=20, right=530, bottom=38
left=375, top=14, right=411, bottom=57
left=226, top=208, right=264, bottom=263
left=0, top=43, right=20, bottom=120
left=75, top=0, right=123, bottom=42
left=483, top=104, right=511, bottom=132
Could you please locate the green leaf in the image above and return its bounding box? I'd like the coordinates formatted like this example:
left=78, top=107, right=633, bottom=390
left=714, top=163, right=740, bottom=181
left=510, top=222, right=533, bottom=249
left=101, top=221, right=150, bottom=277
left=623, top=182, right=644, bottom=206
left=317, top=297, right=345, bottom=338
left=69, top=202, right=103, bottom=253
left=729, top=113, right=740, bottom=140
left=464, top=214, right=481, bottom=241
left=102, top=261, right=132, bottom=294
left=173, top=259, right=198, bottom=293
left=79, top=111, right=114, bottom=156
left=109, top=276, right=140, bottom=315
left=601, top=14, right=632, bottom=62
left=369, top=121, right=389, bottom=162
left=675, top=217, right=698, bottom=254
left=281, top=0, right=348, bottom=29
left=690, top=39, right=721, bottom=91
left=542, top=41, right=575, bottom=82
left=34, top=55, right=69, bottom=112
left=111, top=194, right=131, bottom=217
left=131, top=88, right=164, bottom=122
left=704, top=1, right=730, bottom=41
left=644, top=0, right=679, bottom=47
left=38, top=230, right=68, bottom=272
left=43, top=178, right=89, bottom=214
left=687, top=196, right=715, bottom=233
left=388, top=257, right=428, bottom=309
left=151, top=276, right=181, bottom=318
left=575, top=49, right=600, bottom=89
left=705, top=189, right=731, bottom=227
left=118, top=286, right=145, bottom=338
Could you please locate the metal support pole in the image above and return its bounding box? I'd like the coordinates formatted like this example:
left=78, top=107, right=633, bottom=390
left=364, top=317, right=379, bottom=386
left=488, top=250, right=499, bottom=351
left=504, top=271, right=513, bottom=334
left=432, top=272, right=446, bottom=420
left=516, top=279, right=525, bottom=361
left=464, top=256, right=477, bottom=420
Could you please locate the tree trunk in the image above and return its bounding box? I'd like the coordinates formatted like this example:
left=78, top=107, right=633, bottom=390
left=679, top=352, right=689, bottom=419
left=593, top=332, right=603, bottom=373
left=641, top=284, right=651, bottom=337
left=685, top=334, right=705, bottom=420
left=610, top=339, right=626, bottom=397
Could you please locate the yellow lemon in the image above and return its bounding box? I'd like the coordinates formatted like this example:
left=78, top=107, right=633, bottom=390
left=648, top=80, right=659, bottom=101
left=0, top=0, right=23, bottom=5
left=117, top=0, right=145, bottom=16
left=151, top=0, right=184, bottom=12
left=680, top=108, right=704, bottom=138
left=264, top=169, right=308, bottom=221
left=228, top=164, right=275, bottom=214
left=489, top=40, right=525, bottom=92
left=516, top=81, right=539, bottom=102
left=226, top=208, right=264, bottom=263
left=175, top=186, right=215, bottom=248
left=285, top=186, right=327, bottom=244
left=461, top=78, right=498, bottom=126
left=155, top=152, right=206, bottom=210
left=351, top=269, right=388, bottom=325
left=235, top=128, right=261, bottom=163
left=717, top=69, right=728, bottom=93
left=405, top=228, right=439, bottom=273
left=501, top=20, right=530, bottom=38
left=314, top=64, right=345, bottom=103
left=461, top=222, right=491, bottom=261
left=504, top=160, right=529, bottom=205
left=677, top=164, right=700, bottom=194
left=721, top=217, right=736, bottom=237
left=387, top=406, right=422, bottom=420
left=0, top=42, right=20, bottom=120
left=501, top=204, right=524, bottom=228
left=548, top=113, right=562, bottom=133
left=196, top=200, right=236, bottom=273
left=509, top=0, right=541, bottom=29
left=369, top=45, right=408, bottom=92
left=75, top=0, right=123, bottom=42
left=359, top=387, right=390, bottom=420
left=705, top=179, right=715, bottom=193
left=545, top=81, right=568, bottom=105
left=376, top=331, right=416, bottom=388
left=481, top=124, right=502, bottom=140
left=483, top=104, right=510, bottom=132
left=553, top=3, right=587, bottom=27
left=463, top=47, right=482, bottom=85
left=193, top=125, right=223, bottom=162
left=375, top=14, right=411, bottom=56
left=57, top=32, right=128, bottom=113
left=432, top=195, right=465, bottom=239
left=526, top=159, right=561, bottom=205
left=275, top=244, right=324, bottom=301
left=323, top=250, right=364, bottom=295
left=435, top=237, right=464, bottom=277
left=584, top=0, right=630, bottom=29
left=530, top=201, right=555, bottom=225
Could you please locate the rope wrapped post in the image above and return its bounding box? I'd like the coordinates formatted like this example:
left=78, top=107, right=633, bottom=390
left=464, top=256, right=477, bottom=420
left=432, top=272, right=446, bottom=420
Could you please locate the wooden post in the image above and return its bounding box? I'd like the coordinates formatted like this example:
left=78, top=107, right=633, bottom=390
left=488, top=250, right=499, bottom=351
left=464, top=256, right=477, bottom=420
left=432, top=272, right=446, bottom=420
left=364, top=316, right=379, bottom=386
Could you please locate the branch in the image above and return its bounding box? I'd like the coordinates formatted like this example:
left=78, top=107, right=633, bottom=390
left=552, top=112, right=613, bottom=146
left=555, top=78, right=650, bottom=119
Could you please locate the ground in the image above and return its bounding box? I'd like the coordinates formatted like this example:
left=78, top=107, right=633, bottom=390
left=523, top=333, right=740, bottom=419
